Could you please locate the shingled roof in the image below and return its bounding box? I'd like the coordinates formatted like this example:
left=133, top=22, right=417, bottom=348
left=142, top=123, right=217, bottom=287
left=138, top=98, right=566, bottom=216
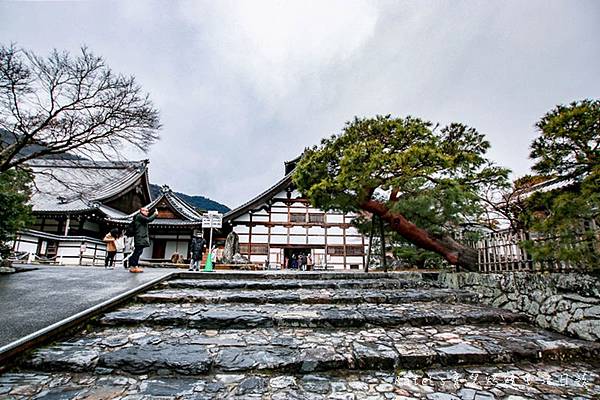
left=28, top=159, right=150, bottom=214
left=108, top=185, right=204, bottom=227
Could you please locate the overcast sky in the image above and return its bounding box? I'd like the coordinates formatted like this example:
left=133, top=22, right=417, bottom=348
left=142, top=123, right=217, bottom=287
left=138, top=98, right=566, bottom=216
left=1, top=1, right=599, bottom=209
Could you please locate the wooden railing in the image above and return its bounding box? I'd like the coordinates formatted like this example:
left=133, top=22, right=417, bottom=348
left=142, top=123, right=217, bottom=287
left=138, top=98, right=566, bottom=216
left=472, top=222, right=599, bottom=272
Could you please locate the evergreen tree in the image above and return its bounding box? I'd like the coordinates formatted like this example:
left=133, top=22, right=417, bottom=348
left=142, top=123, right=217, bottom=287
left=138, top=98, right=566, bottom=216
left=525, top=99, right=599, bottom=268
left=0, top=168, right=33, bottom=261
left=293, top=115, right=509, bottom=271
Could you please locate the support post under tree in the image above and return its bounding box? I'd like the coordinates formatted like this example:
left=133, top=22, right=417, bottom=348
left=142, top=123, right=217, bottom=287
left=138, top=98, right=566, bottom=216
left=365, top=214, right=375, bottom=273
left=379, top=215, right=387, bottom=272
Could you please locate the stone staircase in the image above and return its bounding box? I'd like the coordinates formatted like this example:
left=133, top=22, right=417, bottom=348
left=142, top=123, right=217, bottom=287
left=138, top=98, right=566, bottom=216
left=2, top=272, right=600, bottom=399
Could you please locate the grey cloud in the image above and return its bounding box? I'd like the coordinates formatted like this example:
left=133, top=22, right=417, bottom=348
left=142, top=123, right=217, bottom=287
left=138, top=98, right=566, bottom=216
left=1, top=0, right=599, bottom=209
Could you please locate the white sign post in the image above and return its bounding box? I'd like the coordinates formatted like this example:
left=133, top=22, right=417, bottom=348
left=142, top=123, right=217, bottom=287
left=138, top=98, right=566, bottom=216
left=202, top=211, right=222, bottom=270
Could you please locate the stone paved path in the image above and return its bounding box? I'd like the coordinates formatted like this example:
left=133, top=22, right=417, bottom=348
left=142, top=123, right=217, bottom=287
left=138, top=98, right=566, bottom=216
left=2, top=272, right=600, bottom=399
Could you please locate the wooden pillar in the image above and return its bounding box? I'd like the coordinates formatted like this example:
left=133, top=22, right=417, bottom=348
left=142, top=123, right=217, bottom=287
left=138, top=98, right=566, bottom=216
left=379, top=215, right=387, bottom=272
left=365, top=214, right=375, bottom=273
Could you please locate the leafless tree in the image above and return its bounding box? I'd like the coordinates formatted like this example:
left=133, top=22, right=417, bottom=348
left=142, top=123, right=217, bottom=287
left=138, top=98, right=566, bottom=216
left=0, top=43, right=161, bottom=172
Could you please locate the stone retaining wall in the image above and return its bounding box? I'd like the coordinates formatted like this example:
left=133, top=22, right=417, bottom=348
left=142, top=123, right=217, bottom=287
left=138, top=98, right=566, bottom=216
left=439, top=272, right=600, bottom=341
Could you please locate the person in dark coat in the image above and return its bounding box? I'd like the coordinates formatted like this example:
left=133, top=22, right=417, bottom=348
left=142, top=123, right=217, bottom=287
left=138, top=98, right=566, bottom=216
left=299, top=253, right=307, bottom=271
left=189, top=232, right=206, bottom=271
left=129, top=207, right=158, bottom=273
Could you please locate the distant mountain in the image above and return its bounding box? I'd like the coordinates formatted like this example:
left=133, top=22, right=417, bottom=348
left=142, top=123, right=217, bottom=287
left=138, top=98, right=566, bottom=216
left=1, top=128, right=86, bottom=161
left=150, top=184, right=230, bottom=214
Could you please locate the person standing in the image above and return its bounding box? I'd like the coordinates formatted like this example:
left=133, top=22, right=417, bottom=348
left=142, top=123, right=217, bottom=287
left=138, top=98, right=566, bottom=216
left=122, top=235, right=133, bottom=269
left=299, top=253, right=307, bottom=271
left=103, top=228, right=120, bottom=269
left=189, top=232, right=206, bottom=271
left=307, top=254, right=313, bottom=271
left=129, top=207, right=158, bottom=273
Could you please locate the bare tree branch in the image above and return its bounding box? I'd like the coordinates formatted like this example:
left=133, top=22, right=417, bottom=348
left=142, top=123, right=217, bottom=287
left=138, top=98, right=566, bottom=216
left=0, top=44, right=161, bottom=173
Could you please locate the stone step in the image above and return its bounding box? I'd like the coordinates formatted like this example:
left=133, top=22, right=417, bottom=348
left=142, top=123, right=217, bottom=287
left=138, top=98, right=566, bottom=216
left=137, top=287, right=478, bottom=305
left=175, top=271, right=435, bottom=281
left=24, top=324, right=600, bottom=375
left=160, top=278, right=436, bottom=290
left=3, top=361, right=600, bottom=399
left=99, top=302, right=529, bottom=329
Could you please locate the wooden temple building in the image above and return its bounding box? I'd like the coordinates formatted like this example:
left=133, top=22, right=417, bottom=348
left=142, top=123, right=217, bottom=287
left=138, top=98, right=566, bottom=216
left=224, top=158, right=366, bottom=270
left=11, top=159, right=211, bottom=265
left=12, top=157, right=366, bottom=269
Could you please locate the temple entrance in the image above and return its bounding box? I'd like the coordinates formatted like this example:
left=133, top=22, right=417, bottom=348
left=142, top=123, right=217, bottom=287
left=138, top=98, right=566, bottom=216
left=283, top=247, right=312, bottom=270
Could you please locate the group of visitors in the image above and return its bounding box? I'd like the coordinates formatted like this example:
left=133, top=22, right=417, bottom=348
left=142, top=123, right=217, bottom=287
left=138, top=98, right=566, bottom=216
left=285, top=253, right=313, bottom=271
left=102, top=206, right=158, bottom=273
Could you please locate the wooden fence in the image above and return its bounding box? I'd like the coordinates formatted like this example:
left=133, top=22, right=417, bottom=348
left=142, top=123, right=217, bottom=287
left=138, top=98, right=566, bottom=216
left=473, top=220, right=599, bottom=272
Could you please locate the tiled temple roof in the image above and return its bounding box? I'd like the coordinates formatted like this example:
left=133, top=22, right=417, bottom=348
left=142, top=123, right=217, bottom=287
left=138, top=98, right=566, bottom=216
left=28, top=159, right=150, bottom=213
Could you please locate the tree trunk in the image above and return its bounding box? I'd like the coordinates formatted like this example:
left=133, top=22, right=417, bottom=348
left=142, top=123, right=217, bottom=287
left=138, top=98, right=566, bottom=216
left=360, top=199, right=478, bottom=271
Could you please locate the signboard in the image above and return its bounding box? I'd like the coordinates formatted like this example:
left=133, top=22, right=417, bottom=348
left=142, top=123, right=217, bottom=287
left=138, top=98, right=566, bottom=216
left=202, top=211, right=222, bottom=229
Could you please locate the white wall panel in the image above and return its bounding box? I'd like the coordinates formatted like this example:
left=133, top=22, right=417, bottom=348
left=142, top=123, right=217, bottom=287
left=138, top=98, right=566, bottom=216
left=250, top=255, right=268, bottom=264
left=234, top=225, right=250, bottom=234
left=271, top=226, right=287, bottom=235
left=308, top=236, right=325, bottom=245
left=289, top=235, right=307, bottom=245
left=290, top=226, right=306, bottom=235
left=251, top=235, right=269, bottom=244
left=327, top=214, right=344, bottom=223
left=252, top=225, right=269, bottom=234
left=271, top=213, right=288, bottom=222
left=328, top=227, right=344, bottom=235
left=237, top=234, right=249, bottom=243
left=252, top=214, right=269, bottom=222
left=346, top=256, right=364, bottom=264
left=308, top=226, right=325, bottom=235
left=327, top=236, right=344, bottom=245
left=346, top=236, right=363, bottom=244
left=270, top=235, right=287, bottom=244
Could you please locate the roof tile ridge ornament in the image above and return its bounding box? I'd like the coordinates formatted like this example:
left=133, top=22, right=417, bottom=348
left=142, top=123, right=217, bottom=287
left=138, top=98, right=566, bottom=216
left=161, top=184, right=171, bottom=194
left=137, top=159, right=150, bottom=173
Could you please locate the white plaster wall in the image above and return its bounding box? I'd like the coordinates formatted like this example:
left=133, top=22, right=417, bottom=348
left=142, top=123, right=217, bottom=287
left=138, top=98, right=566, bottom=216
left=328, top=236, right=344, bottom=245
left=251, top=235, right=269, bottom=244
left=271, top=213, right=288, bottom=222
left=252, top=225, right=269, bottom=234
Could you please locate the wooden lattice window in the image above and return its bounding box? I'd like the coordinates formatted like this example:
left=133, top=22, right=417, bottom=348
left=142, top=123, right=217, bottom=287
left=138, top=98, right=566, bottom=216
left=346, top=245, right=364, bottom=256
left=327, top=246, right=345, bottom=256
left=308, top=213, right=325, bottom=223
left=250, top=244, right=269, bottom=255
left=289, top=213, right=306, bottom=223
left=326, top=245, right=364, bottom=256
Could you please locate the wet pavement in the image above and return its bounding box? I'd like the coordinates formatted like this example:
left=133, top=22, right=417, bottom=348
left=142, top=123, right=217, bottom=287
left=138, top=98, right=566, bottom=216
left=0, top=265, right=175, bottom=348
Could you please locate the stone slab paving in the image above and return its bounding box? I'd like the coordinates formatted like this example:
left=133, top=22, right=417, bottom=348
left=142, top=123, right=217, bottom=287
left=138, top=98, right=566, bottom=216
left=2, top=362, right=599, bottom=399
left=99, top=302, right=529, bottom=329
left=160, top=278, right=438, bottom=290
left=22, top=324, right=600, bottom=375
left=137, top=288, right=478, bottom=305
